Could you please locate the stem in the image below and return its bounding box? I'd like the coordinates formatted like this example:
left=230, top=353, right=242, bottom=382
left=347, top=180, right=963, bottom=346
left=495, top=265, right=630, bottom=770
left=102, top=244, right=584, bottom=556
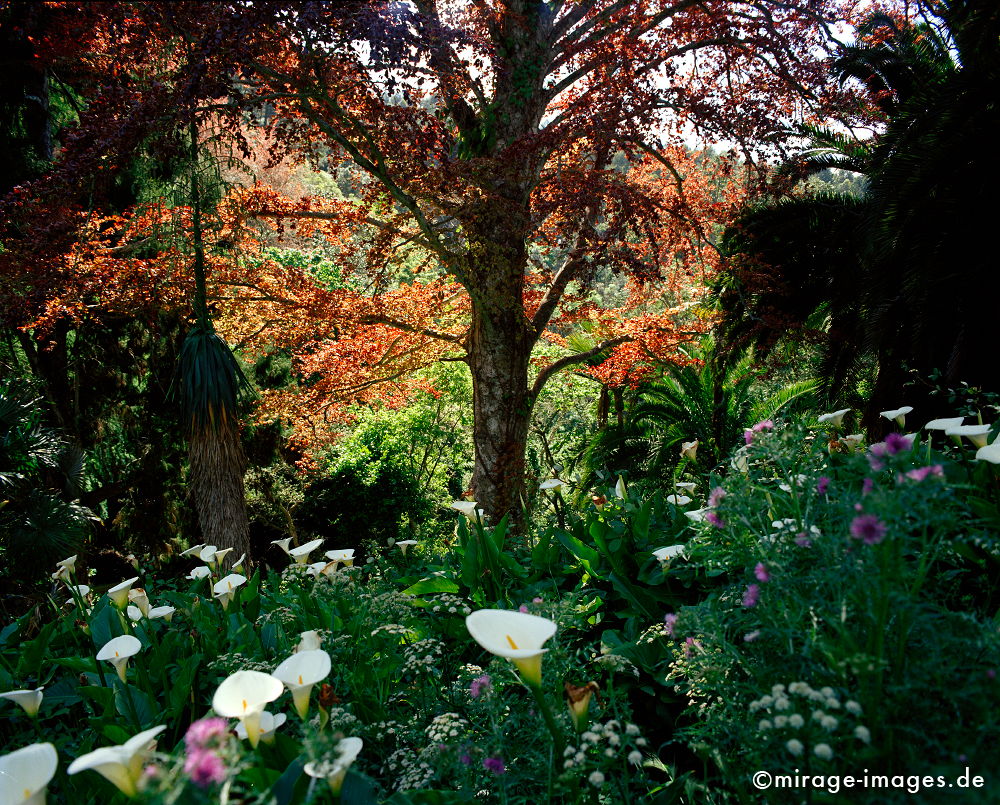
left=528, top=683, right=566, bottom=772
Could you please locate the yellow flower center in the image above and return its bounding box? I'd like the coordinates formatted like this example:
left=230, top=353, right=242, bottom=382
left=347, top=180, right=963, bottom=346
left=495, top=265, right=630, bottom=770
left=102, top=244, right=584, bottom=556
left=24, top=788, right=31, bottom=799
left=242, top=699, right=247, bottom=712
left=298, top=674, right=303, bottom=685
left=115, top=651, right=119, bottom=657
left=506, top=635, right=519, bottom=650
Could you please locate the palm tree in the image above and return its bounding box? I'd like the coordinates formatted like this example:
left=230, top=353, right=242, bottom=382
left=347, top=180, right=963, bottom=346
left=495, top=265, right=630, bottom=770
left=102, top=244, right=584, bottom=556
left=718, top=2, right=1000, bottom=422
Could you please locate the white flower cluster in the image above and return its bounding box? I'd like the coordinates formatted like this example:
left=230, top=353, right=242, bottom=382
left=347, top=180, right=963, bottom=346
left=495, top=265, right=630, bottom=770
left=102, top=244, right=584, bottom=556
left=637, top=622, right=669, bottom=645
left=429, top=593, right=472, bottom=616
left=324, top=705, right=361, bottom=735
left=424, top=712, right=469, bottom=743
left=384, top=748, right=434, bottom=791
left=371, top=720, right=402, bottom=742
left=750, top=682, right=871, bottom=761
left=593, top=653, right=640, bottom=677
left=561, top=720, right=648, bottom=782
left=206, top=652, right=272, bottom=675
left=372, top=623, right=411, bottom=638
left=401, top=638, right=445, bottom=676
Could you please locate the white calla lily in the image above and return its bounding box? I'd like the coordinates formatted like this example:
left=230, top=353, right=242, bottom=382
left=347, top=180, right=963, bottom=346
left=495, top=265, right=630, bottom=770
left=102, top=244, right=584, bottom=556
left=0, top=688, right=43, bottom=718
left=272, top=649, right=332, bottom=719
left=148, top=605, right=175, bottom=622
left=924, top=416, right=964, bottom=431
left=879, top=406, right=913, bottom=427
left=680, top=440, right=699, bottom=461
left=652, top=545, right=686, bottom=563
left=288, top=539, right=324, bottom=564
left=235, top=710, right=286, bottom=744
left=179, top=543, right=205, bottom=557
left=614, top=476, right=627, bottom=499
left=817, top=408, right=851, bottom=426
left=67, top=725, right=165, bottom=798
left=450, top=500, right=483, bottom=520
left=0, top=742, right=58, bottom=804
left=465, top=609, right=557, bottom=688
left=304, top=737, right=364, bottom=795
left=270, top=538, right=293, bottom=555
left=126, top=605, right=143, bottom=623
left=684, top=508, right=710, bottom=523
left=212, top=574, right=247, bottom=610
left=231, top=554, right=246, bottom=572
left=976, top=436, right=1000, bottom=464
left=212, top=671, right=284, bottom=748
left=96, top=635, right=142, bottom=682
left=127, top=589, right=151, bottom=618
left=539, top=478, right=567, bottom=492
left=665, top=494, right=692, bottom=506
left=395, top=540, right=418, bottom=555
left=675, top=482, right=697, bottom=493
left=297, top=630, right=322, bottom=652
left=187, top=566, right=211, bottom=581
left=324, top=548, right=354, bottom=567
left=945, top=424, right=992, bottom=448
left=107, top=577, right=140, bottom=609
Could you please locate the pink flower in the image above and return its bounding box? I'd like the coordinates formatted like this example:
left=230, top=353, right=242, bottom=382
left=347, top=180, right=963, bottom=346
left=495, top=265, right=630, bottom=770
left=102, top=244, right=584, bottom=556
left=483, top=756, right=506, bottom=775
left=470, top=674, right=492, bottom=699
left=683, top=636, right=701, bottom=657
left=754, top=563, right=770, bottom=582
left=816, top=476, right=830, bottom=495
left=705, top=511, right=725, bottom=528
left=708, top=487, right=727, bottom=508
left=185, top=717, right=229, bottom=751
left=518, top=604, right=529, bottom=613
left=862, top=478, right=874, bottom=496
left=884, top=432, right=913, bottom=454
left=850, top=514, right=887, bottom=545
left=744, top=429, right=755, bottom=445
left=752, top=420, right=774, bottom=433
left=664, top=613, right=678, bottom=638
left=742, top=584, right=760, bottom=608
left=794, top=532, right=812, bottom=547
left=532, top=597, right=543, bottom=604
left=905, top=464, right=944, bottom=482
left=184, top=749, right=227, bottom=788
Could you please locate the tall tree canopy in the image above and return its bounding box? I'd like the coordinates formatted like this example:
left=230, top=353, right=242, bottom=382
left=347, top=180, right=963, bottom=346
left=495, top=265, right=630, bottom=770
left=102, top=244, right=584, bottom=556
left=2, top=0, right=861, bottom=526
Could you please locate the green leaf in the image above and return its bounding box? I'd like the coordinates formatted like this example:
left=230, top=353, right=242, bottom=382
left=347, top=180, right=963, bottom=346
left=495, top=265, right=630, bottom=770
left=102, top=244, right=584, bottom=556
left=79, top=685, right=115, bottom=713
left=16, top=621, right=58, bottom=678
left=340, top=771, right=379, bottom=805
left=114, top=684, right=155, bottom=727
left=270, top=756, right=305, bottom=805
left=403, top=577, right=460, bottom=596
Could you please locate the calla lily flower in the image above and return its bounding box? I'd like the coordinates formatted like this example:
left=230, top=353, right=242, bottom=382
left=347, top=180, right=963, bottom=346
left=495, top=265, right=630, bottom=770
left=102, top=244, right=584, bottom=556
left=235, top=710, right=286, bottom=744
left=51, top=554, right=78, bottom=581
left=539, top=478, right=567, bottom=492
left=817, top=409, right=851, bottom=427
left=128, top=589, right=151, bottom=618
left=841, top=433, right=864, bottom=452
left=147, top=605, right=175, bottom=622
left=565, top=681, right=600, bottom=733
left=925, top=416, right=964, bottom=431
left=67, top=725, right=165, bottom=798
left=212, top=671, right=284, bottom=748
left=272, top=649, right=332, bottom=719
left=0, top=742, right=58, bottom=804
left=212, top=547, right=234, bottom=568
left=0, top=688, right=43, bottom=718
left=324, top=548, right=354, bottom=567
left=731, top=446, right=750, bottom=472
left=976, top=437, right=1000, bottom=464
left=880, top=406, right=913, bottom=427
left=679, top=440, right=699, bottom=461
left=270, top=538, right=293, bottom=555
left=614, top=476, right=627, bottom=499
left=305, top=562, right=328, bottom=578
left=665, top=494, right=691, bottom=506
left=652, top=545, right=686, bottom=563
left=107, top=577, right=140, bottom=609
left=297, top=631, right=322, bottom=652
left=231, top=554, right=246, bottom=572
left=304, top=737, right=364, bottom=795
left=451, top=500, right=483, bottom=520
left=675, top=482, right=697, bottom=493
left=396, top=540, right=418, bottom=555
left=466, top=609, right=557, bottom=688
left=212, top=574, right=247, bottom=610
left=65, top=585, right=91, bottom=607
left=187, top=566, right=211, bottom=581
left=289, top=539, right=324, bottom=564
left=97, top=635, right=143, bottom=682
left=179, top=543, right=205, bottom=557
left=684, top=508, right=710, bottom=523
left=126, top=605, right=144, bottom=623
left=945, top=424, right=992, bottom=448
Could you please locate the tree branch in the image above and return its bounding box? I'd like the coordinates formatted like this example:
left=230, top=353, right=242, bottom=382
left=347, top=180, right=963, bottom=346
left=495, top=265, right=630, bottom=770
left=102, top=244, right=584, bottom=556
left=530, top=335, right=631, bottom=397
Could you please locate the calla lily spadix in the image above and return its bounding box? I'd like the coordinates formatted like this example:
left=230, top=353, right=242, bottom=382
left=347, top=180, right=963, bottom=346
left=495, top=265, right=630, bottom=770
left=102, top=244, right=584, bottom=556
left=396, top=540, right=418, bottom=555
left=817, top=408, right=851, bottom=427
left=945, top=424, right=992, bottom=448
left=235, top=710, right=286, bottom=744
left=107, top=577, right=140, bottom=609
left=304, top=737, right=364, bottom=796
left=289, top=539, right=324, bottom=564
left=272, top=649, right=332, bottom=719
left=97, top=635, right=142, bottom=682
left=212, top=670, right=284, bottom=748
left=652, top=545, right=686, bottom=563
left=466, top=610, right=557, bottom=688
left=67, top=725, right=165, bottom=798
left=0, top=741, right=58, bottom=804
left=665, top=494, right=692, bottom=506
left=880, top=406, right=913, bottom=427
left=213, top=574, right=247, bottom=610
left=0, top=688, right=43, bottom=718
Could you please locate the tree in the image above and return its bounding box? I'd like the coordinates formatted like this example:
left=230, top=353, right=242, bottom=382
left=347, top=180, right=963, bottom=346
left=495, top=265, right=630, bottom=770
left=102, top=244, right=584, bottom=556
left=211, top=0, right=856, bottom=521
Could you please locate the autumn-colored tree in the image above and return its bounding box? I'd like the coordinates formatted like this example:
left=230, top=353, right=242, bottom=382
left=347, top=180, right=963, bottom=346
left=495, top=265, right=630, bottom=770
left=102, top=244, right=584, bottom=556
left=2, top=1, right=861, bottom=526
